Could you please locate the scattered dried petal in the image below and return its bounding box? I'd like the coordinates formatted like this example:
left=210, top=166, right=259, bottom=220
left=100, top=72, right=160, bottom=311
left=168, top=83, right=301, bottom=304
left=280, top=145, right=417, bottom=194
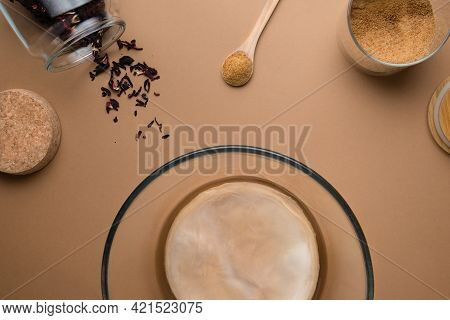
left=136, top=99, right=146, bottom=107
left=119, top=56, right=134, bottom=67
left=117, top=74, right=133, bottom=96
left=110, top=99, right=120, bottom=111
left=128, top=86, right=142, bottom=99
left=89, top=53, right=110, bottom=80
left=130, top=62, right=159, bottom=81
left=101, top=87, right=111, bottom=97
left=144, top=79, right=151, bottom=93
left=117, top=39, right=143, bottom=51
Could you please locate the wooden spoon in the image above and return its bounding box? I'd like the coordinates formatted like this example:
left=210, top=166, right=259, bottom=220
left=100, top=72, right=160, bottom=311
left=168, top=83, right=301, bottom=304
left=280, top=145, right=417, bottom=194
left=222, top=0, right=281, bottom=87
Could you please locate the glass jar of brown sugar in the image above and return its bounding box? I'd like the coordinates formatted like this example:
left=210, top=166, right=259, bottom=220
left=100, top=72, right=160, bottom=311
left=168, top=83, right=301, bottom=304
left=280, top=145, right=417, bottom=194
left=337, top=0, right=449, bottom=75
left=0, top=0, right=125, bottom=72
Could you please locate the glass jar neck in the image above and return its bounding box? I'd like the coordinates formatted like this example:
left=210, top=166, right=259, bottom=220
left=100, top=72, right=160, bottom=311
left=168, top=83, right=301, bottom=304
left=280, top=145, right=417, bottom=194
left=44, top=16, right=125, bottom=72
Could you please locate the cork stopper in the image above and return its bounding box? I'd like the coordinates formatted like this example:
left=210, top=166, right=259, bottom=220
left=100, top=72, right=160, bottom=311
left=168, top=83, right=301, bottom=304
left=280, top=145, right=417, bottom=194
left=428, top=77, right=450, bottom=154
left=0, top=89, right=62, bottom=175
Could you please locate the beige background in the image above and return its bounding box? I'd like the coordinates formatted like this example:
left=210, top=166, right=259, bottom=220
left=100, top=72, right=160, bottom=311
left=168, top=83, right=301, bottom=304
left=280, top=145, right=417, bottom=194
left=0, top=0, right=449, bottom=299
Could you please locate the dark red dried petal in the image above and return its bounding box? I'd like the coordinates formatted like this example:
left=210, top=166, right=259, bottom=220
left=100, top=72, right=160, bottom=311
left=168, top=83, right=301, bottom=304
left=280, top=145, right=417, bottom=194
left=117, top=39, right=143, bottom=51
left=144, top=79, right=151, bottom=93
left=110, top=99, right=120, bottom=110
left=119, top=56, right=134, bottom=67
left=136, top=99, right=146, bottom=107
left=101, top=87, right=111, bottom=97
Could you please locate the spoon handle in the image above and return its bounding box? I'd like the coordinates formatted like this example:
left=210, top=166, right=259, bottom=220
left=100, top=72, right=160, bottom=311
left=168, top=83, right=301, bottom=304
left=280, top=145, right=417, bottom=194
left=240, top=0, right=281, bottom=58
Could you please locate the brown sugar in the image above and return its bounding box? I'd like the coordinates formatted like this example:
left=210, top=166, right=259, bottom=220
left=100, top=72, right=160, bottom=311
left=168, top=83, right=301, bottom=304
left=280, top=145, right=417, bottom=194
left=351, top=0, right=436, bottom=64
left=0, top=89, right=61, bottom=175
left=222, top=51, right=253, bottom=87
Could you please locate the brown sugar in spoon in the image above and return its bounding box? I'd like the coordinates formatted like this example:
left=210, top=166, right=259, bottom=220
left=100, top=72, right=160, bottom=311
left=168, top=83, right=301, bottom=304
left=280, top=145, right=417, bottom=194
left=221, top=0, right=281, bottom=87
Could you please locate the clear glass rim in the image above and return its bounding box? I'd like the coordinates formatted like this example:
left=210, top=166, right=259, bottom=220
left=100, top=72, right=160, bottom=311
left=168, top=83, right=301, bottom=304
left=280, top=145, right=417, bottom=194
left=101, top=145, right=375, bottom=300
left=45, top=16, right=126, bottom=72
left=346, top=0, right=450, bottom=68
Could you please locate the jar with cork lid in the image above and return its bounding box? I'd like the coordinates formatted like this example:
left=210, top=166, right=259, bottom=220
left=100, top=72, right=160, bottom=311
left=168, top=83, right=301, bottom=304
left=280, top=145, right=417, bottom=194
left=0, top=0, right=125, bottom=72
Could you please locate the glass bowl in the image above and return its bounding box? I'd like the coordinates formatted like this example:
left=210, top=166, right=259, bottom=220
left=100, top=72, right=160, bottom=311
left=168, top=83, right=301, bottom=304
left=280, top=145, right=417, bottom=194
left=101, top=146, right=374, bottom=300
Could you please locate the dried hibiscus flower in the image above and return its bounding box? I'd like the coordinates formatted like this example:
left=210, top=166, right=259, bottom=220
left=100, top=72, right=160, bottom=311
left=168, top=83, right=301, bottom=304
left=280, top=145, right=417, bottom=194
left=117, top=39, right=143, bottom=51
left=90, top=53, right=110, bottom=80
left=101, top=87, right=111, bottom=97
left=144, top=79, right=151, bottom=93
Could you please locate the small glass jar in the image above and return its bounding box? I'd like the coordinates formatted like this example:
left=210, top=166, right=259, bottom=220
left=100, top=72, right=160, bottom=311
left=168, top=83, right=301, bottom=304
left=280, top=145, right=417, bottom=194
left=0, top=0, right=125, bottom=72
left=338, top=0, right=449, bottom=76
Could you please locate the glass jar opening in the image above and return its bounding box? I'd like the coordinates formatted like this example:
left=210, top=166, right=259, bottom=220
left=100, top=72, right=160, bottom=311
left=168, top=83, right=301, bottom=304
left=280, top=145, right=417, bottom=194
left=46, top=16, right=125, bottom=72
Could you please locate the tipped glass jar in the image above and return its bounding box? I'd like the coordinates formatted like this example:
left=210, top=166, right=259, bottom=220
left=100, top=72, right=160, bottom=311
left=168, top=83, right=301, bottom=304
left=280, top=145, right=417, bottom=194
left=338, top=0, right=449, bottom=76
left=0, top=0, right=125, bottom=72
